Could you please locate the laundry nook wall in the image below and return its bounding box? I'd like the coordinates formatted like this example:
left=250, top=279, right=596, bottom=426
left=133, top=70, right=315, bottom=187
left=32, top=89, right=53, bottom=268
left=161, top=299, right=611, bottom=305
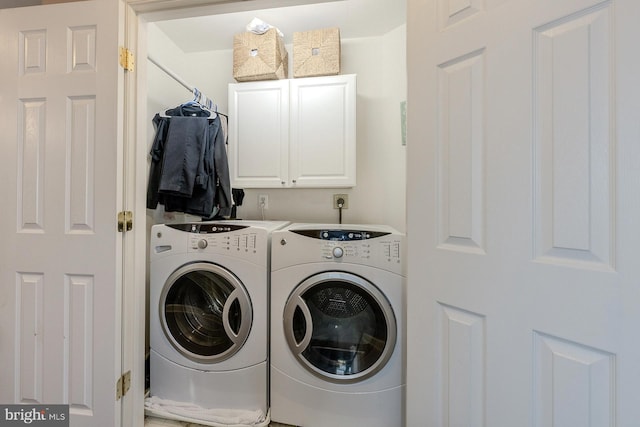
left=146, top=19, right=407, bottom=232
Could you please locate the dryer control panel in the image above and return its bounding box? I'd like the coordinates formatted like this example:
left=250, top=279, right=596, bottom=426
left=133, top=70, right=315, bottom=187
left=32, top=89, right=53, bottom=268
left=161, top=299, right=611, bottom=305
left=276, top=228, right=404, bottom=274
left=292, top=229, right=390, bottom=241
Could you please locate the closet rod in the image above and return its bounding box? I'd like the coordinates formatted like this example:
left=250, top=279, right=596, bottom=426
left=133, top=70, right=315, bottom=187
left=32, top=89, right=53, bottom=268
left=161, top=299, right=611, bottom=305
left=147, top=54, right=217, bottom=111
left=148, top=54, right=194, bottom=92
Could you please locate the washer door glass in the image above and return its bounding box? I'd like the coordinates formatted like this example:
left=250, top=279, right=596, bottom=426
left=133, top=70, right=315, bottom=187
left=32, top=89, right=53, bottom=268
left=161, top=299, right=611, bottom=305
left=161, top=262, right=252, bottom=363
left=283, top=272, right=397, bottom=383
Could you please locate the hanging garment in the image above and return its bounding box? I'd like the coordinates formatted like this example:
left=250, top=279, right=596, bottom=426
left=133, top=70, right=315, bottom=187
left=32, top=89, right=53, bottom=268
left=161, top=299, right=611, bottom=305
left=147, top=105, right=231, bottom=218
left=158, top=116, right=209, bottom=197
left=229, top=188, right=245, bottom=219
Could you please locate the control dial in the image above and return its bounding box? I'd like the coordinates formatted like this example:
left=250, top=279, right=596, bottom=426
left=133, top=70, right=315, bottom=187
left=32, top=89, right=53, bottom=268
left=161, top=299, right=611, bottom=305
left=332, top=247, right=344, bottom=258
left=197, top=239, right=208, bottom=249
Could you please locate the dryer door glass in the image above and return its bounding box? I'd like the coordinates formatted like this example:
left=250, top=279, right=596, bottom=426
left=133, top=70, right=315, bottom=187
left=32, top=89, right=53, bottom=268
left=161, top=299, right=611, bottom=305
left=161, top=262, right=252, bottom=363
left=284, top=272, right=397, bottom=383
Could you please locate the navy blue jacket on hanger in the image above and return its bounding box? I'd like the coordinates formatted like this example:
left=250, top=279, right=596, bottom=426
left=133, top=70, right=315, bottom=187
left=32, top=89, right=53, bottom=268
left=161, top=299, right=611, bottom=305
left=147, top=104, right=231, bottom=218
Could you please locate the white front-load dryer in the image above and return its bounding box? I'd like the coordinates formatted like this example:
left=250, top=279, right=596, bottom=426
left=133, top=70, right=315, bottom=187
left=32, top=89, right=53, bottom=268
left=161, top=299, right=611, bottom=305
left=149, top=220, right=289, bottom=417
left=270, top=223, right=405, bottom=427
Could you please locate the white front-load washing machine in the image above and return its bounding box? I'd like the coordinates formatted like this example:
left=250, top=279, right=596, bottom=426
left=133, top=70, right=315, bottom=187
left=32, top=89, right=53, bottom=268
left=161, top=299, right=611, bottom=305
left=270, top=223, right=405, bottom=427
left=149, top=220, right=289, bottom=418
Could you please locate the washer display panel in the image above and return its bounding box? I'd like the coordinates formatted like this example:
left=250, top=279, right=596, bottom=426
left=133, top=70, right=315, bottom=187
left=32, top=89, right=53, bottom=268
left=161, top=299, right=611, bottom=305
left=284, top=272, right=396, bottom=383
left=161, top=262, right=252, bottom=363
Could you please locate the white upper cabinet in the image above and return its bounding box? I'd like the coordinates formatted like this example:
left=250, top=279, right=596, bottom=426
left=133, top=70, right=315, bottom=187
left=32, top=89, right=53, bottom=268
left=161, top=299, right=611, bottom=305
left=228, top=79, right=290, bottom=188
left=229, top=74, right=356, bottom=188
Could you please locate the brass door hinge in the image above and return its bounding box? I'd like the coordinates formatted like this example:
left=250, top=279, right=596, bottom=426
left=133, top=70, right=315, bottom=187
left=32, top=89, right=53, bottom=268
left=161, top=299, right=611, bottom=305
left=117, top=211, right=133, bottom=232
left=119, top=47, right=135, bottom=71
left=116, top=370, right=131, bottom=401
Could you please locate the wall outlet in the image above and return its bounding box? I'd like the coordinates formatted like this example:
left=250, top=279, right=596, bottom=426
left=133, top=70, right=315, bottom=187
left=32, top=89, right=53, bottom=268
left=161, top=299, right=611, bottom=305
left=258, top=194, right=269, bottom=209
left=333, top=194, right=349, bottom=209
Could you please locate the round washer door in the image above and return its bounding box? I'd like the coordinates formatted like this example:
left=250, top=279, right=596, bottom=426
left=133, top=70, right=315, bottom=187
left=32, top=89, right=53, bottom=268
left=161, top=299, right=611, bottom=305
left=160, top=262, right=252, bottom=363
left=283, top=271, right=397, bottom=383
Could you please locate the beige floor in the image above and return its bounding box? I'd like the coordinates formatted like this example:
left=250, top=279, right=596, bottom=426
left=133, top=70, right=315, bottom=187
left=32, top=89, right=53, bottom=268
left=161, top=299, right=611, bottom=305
left=144, top=415, right=295, bottom=427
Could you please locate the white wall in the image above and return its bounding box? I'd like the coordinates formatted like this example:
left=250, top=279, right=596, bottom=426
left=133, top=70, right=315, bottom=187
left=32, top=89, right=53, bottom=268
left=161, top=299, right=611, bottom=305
left=0, top=0, right=86, bottom=8
left=147, top=23, right=407, bottom=231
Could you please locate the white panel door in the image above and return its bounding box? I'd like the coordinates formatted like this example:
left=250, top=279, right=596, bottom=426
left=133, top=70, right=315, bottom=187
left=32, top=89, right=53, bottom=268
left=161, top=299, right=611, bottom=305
left=407, top=0, right=640, bottom=426
left=0, top=1, right=123, bottom=426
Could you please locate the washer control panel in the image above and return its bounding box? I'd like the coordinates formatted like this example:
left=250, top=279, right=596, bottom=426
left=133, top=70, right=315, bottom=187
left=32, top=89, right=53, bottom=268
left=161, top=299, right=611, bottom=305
left=165, top=223, right=261, bottom=254
left=167, top=223, right=247, bottom=234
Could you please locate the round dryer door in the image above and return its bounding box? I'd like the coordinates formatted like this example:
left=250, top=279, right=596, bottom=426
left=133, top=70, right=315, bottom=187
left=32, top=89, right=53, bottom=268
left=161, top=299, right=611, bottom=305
left=283, top=271, right=397, bottom=383
left=160, top=262, right=252, bottom=363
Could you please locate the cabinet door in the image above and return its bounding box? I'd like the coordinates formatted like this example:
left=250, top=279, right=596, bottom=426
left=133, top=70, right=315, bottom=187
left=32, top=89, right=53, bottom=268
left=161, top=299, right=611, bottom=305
left=290, top=74, right=356, bottom=187
left=228, top=80, right=289, bottom=188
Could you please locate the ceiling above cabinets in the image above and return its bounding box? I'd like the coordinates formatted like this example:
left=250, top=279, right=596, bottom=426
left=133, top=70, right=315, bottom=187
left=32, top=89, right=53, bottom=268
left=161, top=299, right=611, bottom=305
left=152, top=0, right=406, bottom=52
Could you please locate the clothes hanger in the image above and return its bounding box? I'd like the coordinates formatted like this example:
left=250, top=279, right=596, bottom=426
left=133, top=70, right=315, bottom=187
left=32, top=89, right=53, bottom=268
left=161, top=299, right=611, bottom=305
left=181, top=88, right=203, bottom=108
left=164, top=87, right=226, bottom=119
left=188, top=88, right=217, bottom=119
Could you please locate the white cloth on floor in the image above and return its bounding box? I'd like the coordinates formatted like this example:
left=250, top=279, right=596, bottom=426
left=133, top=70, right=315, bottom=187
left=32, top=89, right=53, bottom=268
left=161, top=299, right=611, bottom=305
left=144, top=396, right=268, bottom=427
